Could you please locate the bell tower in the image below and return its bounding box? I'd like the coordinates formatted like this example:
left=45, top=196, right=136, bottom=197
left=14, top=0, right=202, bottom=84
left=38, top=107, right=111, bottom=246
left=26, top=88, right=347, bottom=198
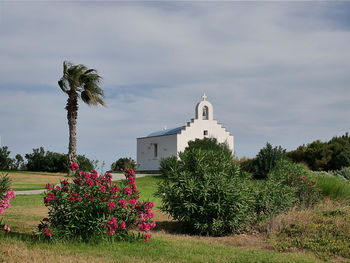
left=195, top=93, right=214, bottom=121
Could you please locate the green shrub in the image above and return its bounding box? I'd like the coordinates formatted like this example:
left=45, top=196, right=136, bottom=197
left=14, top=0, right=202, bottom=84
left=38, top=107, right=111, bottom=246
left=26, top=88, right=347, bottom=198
left=268, top=159, right=321, bottom=208
left=110, top=157, right=138, bottom=172
left=253, top=179, right=296, bottom=221
left=334, top=167, right=350, bottom=181
left=186, top=137, right=233, bottom=158
left=76, top=155, right=95, bottom=172
left=157, top=146, right=255, bottom=236
left=25, top=147, right=95, bottom=173
left=159, top=156, right=179, bottom=178
left=0, top=174, right=16, bottom=232
left=252, top=143, right=287, bottom=179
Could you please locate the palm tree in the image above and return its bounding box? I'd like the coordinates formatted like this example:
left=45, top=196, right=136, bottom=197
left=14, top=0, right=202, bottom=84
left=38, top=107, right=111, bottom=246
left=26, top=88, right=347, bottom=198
left=58, top=61, right=105, bottom=170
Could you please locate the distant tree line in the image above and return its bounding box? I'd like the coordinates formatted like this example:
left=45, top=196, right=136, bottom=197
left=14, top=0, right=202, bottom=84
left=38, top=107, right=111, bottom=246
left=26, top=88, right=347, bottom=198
left=240, top=132, right=350, bottom=178
left=287, top=132, right=350, bottom=171
left=0, top=146, right=94, bottom=172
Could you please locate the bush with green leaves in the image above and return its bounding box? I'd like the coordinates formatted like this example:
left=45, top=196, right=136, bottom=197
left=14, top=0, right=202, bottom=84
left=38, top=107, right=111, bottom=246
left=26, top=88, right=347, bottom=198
left=0, top=146, right=13, bottom=170
left=38, top=163, right=155, bottom=242
left=157, top=146, right=255, bottom=236
left=268, top=159, right=321, bottom=208
left=254, top=160, right=321, bottom=221
left=0, top=174, right=16, bottom=233
left=25, top=147, right=94, bottom=172
left=110, top=157, right=138, bottom=172
left=253, top=179, right=296, bottom=222
left=252, top=143, right=287, bottom=179
left=186, top=137, right=233, bottom=158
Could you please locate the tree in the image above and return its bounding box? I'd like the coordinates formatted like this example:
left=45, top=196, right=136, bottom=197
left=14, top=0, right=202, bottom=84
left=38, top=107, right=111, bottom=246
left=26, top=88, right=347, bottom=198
left=253, top=142, right=287, bottom=179
left=110, top=157, right=138, bottom=172
left=0, top=146, right=13, bottom=170
left=58, top=61, right=105, bottom=170
left=14, top=154, right=24, bottom=170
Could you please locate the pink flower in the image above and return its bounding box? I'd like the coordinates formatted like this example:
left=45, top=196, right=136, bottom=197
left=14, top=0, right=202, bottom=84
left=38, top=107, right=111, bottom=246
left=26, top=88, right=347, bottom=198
left=61, top=180, right=69, bottom=186
left=144, top=234, right=152, bottom=242
left=90, top=197, right=94, bottom=202
left=70, top=162, right=79, bottom=171
left=84, top=193, right=89, bottom=198
left=301, top=176, right=306, bottom=181
left=45, top=183, right=53, bottom=190
left=44, top=227, right=52, bottom=237
left=124, top=187, right=132, bottom=195
left=84, top=172, right=90, bottom=179
left=120, top=221, right=126, bottom=230
left=102, top=196, right=106, bottom=201
left=107, top=202, right=115, bottom=210
left=54, top=186, right=61, bottom=191
left=77, top=197, right=82, bottom=202
left=5, top=189, right=16, bottom=199
left=119, top=199, right=126, bottom=208
left=129, top=198, right=137, bottom=207
left=4, top=225, right=10, bottom=233
left=308, top=181, right=313, bottom=188
left=100, top=186, right=106, bottom=193
left=85, top=178, right=94, bottom=186
left=0, top=199, right=10, bottom=210
left=112, top=185, right=120, bottom=193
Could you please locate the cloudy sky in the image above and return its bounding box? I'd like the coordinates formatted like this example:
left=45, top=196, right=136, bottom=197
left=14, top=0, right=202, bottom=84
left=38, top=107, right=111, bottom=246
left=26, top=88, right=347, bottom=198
left=0, top=1, right=349, bottom=169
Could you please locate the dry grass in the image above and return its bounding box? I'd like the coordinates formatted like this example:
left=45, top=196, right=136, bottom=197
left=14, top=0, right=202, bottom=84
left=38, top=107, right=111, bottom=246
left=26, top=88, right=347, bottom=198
left=3, top=206, right=48, bottom=233
left=151, top=207, right=270, bottom=250
left=7, top=172, right=67, bottom=191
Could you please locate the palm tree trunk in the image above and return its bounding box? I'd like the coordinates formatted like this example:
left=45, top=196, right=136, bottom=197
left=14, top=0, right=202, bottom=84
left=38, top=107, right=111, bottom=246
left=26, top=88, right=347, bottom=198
left=66, top=90, right=78, bottom=171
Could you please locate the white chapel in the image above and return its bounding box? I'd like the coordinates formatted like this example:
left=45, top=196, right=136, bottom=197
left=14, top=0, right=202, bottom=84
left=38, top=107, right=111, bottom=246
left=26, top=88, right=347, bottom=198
left=137, top=94, right=234, bottom=171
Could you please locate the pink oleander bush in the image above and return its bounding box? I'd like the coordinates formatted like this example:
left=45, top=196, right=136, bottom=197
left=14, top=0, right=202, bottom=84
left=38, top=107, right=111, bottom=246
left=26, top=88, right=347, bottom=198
left=38, top=163, right=155, bottom=242
left=0, top=174, right=15, bottom=233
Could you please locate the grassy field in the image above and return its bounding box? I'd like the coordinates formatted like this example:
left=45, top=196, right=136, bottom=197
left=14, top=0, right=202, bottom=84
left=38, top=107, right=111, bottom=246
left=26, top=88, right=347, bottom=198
left=0, top=171, right=347, bottom=262
left=310, top=172, right=350, bottom=200
left=2, top=171, right=67, bottom=191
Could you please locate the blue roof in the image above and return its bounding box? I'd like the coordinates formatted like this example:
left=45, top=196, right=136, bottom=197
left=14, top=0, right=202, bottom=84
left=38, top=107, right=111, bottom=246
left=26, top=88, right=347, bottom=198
left=147, top=126, right=185, bottom=137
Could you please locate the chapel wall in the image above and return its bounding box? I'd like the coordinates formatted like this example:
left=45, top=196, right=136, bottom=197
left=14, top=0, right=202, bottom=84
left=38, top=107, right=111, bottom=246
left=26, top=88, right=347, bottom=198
left=177, top=119, right=234, bottom=154
left=137, top=134, right=177, bottom=170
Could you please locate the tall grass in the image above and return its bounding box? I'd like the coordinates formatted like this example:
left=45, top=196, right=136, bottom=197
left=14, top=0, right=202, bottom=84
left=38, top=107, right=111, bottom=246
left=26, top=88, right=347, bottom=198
left=309, top=171, right=350, bottom=200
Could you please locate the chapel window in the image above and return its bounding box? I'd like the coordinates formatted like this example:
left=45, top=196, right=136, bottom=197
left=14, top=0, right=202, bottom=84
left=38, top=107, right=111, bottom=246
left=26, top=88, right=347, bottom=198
left=202, top=106, right=209, bottom=120
left=153, top=143, right=158, bottom=158
left=204, top=130, right=208, bottom=136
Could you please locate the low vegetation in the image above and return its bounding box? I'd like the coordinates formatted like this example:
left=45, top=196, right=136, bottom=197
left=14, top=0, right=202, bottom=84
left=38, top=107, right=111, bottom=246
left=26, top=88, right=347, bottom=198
left=2, top=135, right=350, bottom=262
left=261, top=200, right=350, bottom=260
left=157, top=139, right=321, bottom=236
left=0, top=174, right=324, bottom=263
left=110, top=157, right=139, bottom=172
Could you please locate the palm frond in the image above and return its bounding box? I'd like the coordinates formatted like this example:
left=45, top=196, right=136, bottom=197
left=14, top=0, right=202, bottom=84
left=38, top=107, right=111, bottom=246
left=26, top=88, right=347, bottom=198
left=58, top=61, right=105, bottom=106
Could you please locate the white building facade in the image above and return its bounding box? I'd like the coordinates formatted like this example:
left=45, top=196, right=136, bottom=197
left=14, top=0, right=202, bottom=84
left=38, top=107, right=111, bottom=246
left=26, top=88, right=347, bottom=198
left=137, top=95, right=234, bottom=171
